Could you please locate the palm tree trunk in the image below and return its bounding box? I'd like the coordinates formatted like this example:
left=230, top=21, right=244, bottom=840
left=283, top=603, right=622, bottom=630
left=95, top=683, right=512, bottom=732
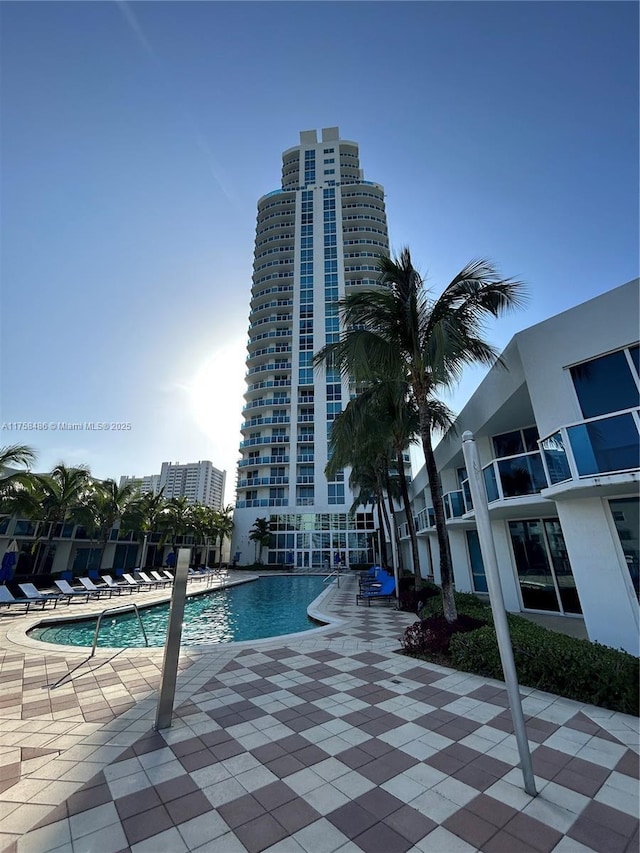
left=382, top=469, right=403, bottom=572
left=374, top=503, right=387, bottom=566
left=396, top=449, right=421, bottom=587
left=377, top=487, right=393, bottom=569
left=419, top=402, right=457, bottom=622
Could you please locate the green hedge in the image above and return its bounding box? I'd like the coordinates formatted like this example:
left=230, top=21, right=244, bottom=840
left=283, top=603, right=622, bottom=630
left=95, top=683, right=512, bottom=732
left=408, top=589, right=639, bottom=716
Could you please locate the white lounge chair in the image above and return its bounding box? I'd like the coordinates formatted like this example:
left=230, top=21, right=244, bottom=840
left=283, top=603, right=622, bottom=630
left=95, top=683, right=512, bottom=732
left=150, top=571, right=173, bottom=586
left=122, top=573, right=155, bottom=589
left=102, top=575, right=136, bottom=594
left=0, top=585, right=37, bottom=613
left=78, top=577, right=117, bottom=598
left=54, top=579, right=93, bottom=602
left=136, top=571, right=168, bottom=588
left=18, top=583, right=64, bottom=608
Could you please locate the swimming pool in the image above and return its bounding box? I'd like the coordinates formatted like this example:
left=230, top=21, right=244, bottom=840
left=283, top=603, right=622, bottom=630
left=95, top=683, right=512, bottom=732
left=29, top=575, right=331, bottom=648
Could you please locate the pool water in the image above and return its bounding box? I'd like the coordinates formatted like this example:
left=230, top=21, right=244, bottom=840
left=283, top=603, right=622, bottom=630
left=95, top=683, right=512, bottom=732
left=29, top=575, right=330, bottom=648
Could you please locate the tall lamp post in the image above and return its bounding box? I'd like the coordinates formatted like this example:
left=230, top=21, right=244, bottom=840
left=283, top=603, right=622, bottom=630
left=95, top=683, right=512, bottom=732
left=462, top=431, right=537, bottom=797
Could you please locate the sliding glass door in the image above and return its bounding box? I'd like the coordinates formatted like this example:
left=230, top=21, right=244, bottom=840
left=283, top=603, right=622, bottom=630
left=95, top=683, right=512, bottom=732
left=508, top=518, right=582, bottom=614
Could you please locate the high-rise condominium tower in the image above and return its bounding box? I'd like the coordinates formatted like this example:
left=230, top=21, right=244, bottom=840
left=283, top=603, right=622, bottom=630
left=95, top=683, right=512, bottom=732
left=231, top=128, right=390, bottom=569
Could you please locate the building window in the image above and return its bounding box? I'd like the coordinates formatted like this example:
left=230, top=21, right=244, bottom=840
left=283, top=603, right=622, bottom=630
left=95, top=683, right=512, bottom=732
left=328, top=483, right=345, bottom=505
left=492, top=427, right=539, bottom=458
left=509, top=518, right=581, bottom=614
left=570, top=348, right=640, bottom=419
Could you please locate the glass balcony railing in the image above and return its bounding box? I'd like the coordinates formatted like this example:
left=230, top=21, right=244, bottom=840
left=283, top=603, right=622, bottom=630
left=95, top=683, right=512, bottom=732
left=482, top=451, right=548, bottom=503
left=238, top=456, right=289, bottom=467
left=415, top=506, right=435, bottom=531
left=540, top=408, right=640, bottom=484
left=237, top=477, right=289, bottom=488
left=443, top=490, right=466, bottom=519
left=239, top=435, right=290, bottom=449
left=241, top=416, right=290, bottom=430
left=236, top=498, right=288, bottom=509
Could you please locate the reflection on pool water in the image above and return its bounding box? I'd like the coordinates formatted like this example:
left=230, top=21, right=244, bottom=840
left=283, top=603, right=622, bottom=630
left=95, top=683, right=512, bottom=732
left=29, top=575, right=330, bottom=648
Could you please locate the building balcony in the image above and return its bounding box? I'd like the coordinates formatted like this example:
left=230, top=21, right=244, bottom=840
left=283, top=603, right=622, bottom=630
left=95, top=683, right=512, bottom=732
left=249, top=299, right=294, bottom=319
left=242, top=398, right=290, bottom=415
left=238, top=455, right=289, bottom=467
left=539, top=408, right=640, bottom=497
left=246, top=379, right=291, bottom=394
left=237, top=477, right=289, bottom=488
left=296, top=476, right=315, bottom=484
left=245, top=345, right=292, bottom=366
left=443, top=490, right=466, bottom=520
left=296, top=453, right=315, bottom=463
left=246, top=362, right=292, bottom=377
left=239, top=435, right=290, bottom=449
left=248, top=329, right=293, bottom=347
left=481, top=450, right=549, bottom=505
left=296, top=434, right=315, bottom=443
left=236, top=498, right=288, bottom=509
left=249, top=315, right=292, bottom=331
left=241, top=416, right=290, bottom=430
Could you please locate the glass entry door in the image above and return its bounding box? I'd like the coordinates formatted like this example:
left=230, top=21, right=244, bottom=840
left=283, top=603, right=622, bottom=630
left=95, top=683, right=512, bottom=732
left=509, top=518, right=582, bottom=614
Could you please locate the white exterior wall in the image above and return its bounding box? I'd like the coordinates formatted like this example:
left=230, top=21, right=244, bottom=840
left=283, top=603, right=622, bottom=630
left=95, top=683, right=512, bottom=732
left=401, top=279, right=639, bottom=654
left=556, top=499, right=639, bottom=654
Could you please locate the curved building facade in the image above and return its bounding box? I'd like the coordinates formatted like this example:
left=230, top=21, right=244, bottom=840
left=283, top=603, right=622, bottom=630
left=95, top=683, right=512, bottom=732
left=232, top=127, right=390, bottom=569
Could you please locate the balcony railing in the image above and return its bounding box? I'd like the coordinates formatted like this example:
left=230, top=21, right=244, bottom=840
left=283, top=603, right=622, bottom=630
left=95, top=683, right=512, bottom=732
left=239, top=435, right=290, bottom=449
left=415, top=506, right=435, bottom=532
left=238, top=455, right=289, bottom=467
left=443, top=490, right=466, bottom=520
left=237, top=477, right=289, bottom=488
left=539, top=408, right=640, bottom=485
left=243, top=397, right=290, bottom=413
left=241, top=416, right=290, bottom=430
left=481, top=450, right=549, bottom=503
left=246, top=379, right=291, bottom=393
left=236, top=498, right=288, bottom=508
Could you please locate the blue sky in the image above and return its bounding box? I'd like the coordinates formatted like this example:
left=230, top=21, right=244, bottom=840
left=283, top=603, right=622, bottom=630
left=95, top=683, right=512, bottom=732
left=1, top=1, right=638, bottom=502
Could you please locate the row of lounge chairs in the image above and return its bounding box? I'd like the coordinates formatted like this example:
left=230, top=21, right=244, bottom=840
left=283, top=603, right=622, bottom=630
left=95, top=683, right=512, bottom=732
left=356, top=566, right=397, bottom=606
left=0, top=567, right=221, bottom=614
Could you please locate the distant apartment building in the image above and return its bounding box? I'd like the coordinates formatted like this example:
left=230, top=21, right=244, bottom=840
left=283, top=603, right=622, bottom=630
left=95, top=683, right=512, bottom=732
left=118, top=474, right=161, bottom=496
left=159, top=461, right=226, bottom=509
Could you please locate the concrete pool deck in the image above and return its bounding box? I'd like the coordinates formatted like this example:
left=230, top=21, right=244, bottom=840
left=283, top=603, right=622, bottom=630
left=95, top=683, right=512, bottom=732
left=0, top=572, right=638, bottom=853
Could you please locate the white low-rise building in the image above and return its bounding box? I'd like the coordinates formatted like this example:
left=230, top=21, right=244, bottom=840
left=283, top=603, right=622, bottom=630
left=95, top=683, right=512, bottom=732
left=398, top=279, right=639, bottom=655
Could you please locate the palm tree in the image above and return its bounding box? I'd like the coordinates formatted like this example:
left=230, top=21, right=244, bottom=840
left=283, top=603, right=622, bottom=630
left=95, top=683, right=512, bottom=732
left=5, top=464, right=92, bottom=574
left=315, top=249, right=526, bottom=621
left=0, top=444, right=37, bottom=496
left=330, top=378, right=453, bottom=585
left=162, top=496, right=195, bottom=563
left=327, top=412, right=395, bottom=569
left=82, top=479, right=137, bottom=571
left=214, top=505, right=234, bottom=568
left=249, top=517, right=271, bottom=564
left=191, top=504, right=216, bottom=567
left=122, top=489, right=167, bottom=569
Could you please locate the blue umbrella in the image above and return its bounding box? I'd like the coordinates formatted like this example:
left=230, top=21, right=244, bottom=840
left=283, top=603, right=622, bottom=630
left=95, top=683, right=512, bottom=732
left=0, top=541, right=18, bottom=583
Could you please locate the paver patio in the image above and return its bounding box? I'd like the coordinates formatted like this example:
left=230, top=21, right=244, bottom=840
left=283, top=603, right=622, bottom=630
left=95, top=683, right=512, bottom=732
left=0, top=573, right=637, bottom=852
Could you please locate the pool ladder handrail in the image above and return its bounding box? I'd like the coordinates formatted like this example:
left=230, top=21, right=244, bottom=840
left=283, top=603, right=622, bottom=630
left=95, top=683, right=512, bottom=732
left=323, top=569, right=341, bottom=588
left=90, top=602, right=149, bottom=657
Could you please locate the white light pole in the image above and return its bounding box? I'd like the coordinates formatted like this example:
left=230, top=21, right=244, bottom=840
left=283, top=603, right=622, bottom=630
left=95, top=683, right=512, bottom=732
left=462, top=431, right=537, bottom=797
